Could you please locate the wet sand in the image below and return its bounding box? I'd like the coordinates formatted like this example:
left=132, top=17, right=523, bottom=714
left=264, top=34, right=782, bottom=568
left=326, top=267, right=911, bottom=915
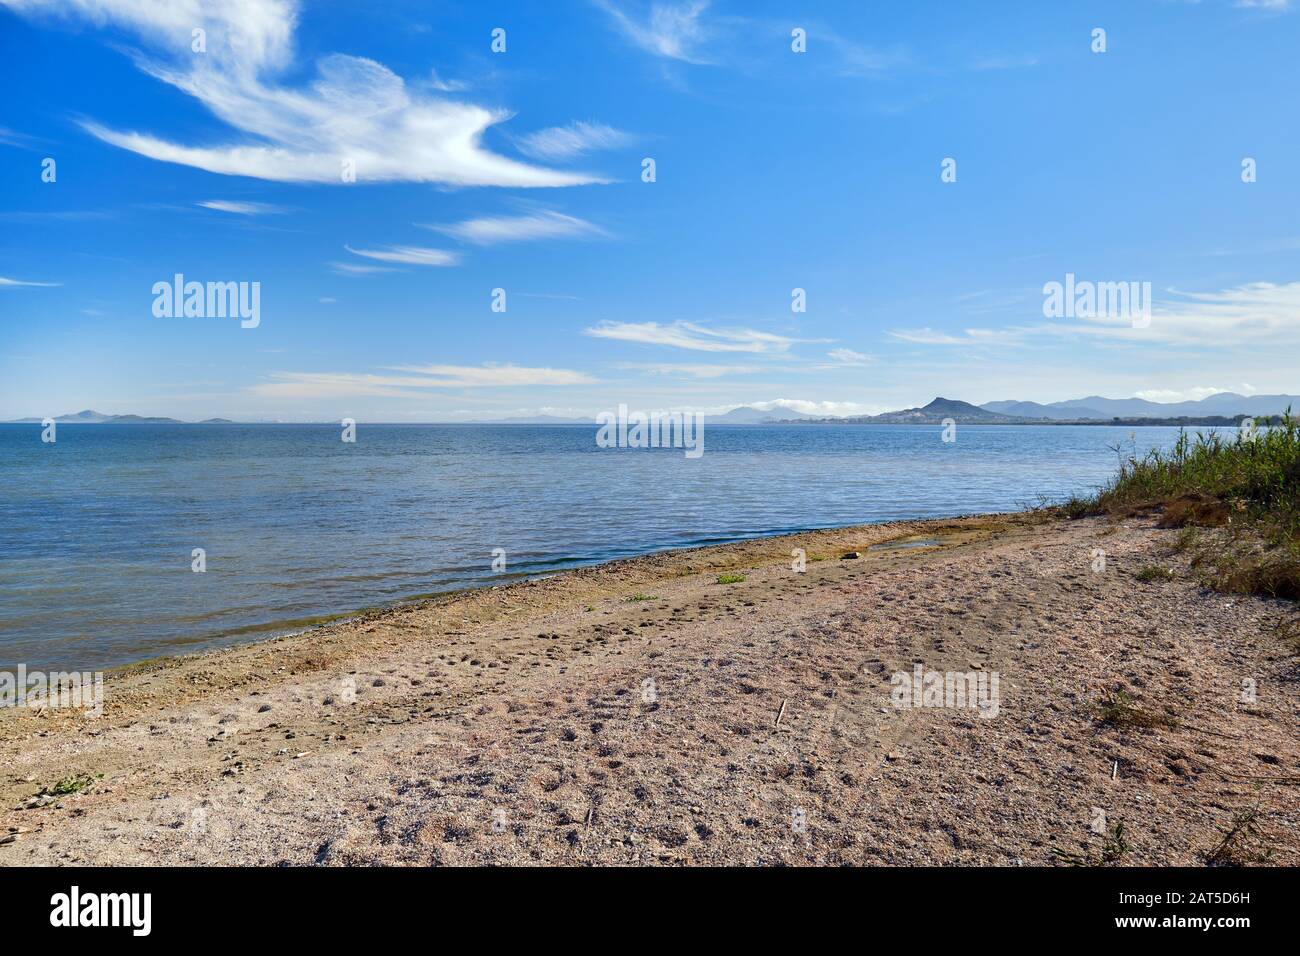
left=2, top=512, right=1296, bottom=865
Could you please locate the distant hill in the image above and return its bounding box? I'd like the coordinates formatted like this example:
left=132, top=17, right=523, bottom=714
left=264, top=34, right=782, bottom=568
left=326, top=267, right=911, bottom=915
left=983, top=392, right=1300, bottom=420
left=6, top=409, right=198, bottom=424
left=709, top=405, right=820, bottom=424
left=981, top=399, right=1109, bottom=419
left=845, top=397, right=1018, bottom=424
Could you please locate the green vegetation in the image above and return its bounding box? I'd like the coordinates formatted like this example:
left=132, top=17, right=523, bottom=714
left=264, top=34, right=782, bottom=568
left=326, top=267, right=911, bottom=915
left=626, top=592, right=656, bottom=602
left=41, top=773, right=99, bottom=797
left=716, top=573, right=746, bottom=584
left=1063, top=416, right=1300, bottom=600
left=1136, top=564, right=1175, bottom=582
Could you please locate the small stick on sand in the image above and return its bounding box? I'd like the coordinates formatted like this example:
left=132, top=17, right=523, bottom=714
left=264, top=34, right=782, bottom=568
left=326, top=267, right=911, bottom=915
left=1112, top=760, right=1118, bottom=781
left=775, top=699, right=788, bottom=728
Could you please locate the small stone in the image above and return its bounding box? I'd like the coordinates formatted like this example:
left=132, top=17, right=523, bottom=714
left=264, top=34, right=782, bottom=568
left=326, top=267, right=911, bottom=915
left=841, top=552, right=860, bottom=560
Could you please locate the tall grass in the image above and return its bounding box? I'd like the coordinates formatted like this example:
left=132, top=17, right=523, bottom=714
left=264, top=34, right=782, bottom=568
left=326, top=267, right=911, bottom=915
left=1064, top=415, right=1300, bottom=599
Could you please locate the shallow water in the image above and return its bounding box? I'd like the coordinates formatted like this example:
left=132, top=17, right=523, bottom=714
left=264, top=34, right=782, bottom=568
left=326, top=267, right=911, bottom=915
left=0, top=422, right=1192, bottom=670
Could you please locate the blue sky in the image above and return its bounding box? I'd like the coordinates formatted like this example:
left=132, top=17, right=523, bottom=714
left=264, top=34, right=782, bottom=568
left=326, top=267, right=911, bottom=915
left=1, top=0, right=1298, bottom=421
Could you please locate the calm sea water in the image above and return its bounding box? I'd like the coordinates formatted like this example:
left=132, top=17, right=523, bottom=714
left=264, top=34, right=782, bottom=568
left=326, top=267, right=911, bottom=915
left=0, top=423, right=1193, bottom=671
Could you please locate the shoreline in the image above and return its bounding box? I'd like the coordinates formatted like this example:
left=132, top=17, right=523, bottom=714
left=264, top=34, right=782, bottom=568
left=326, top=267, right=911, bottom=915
left=3, top=510, right=1296, bottom=865
left=16, top=512, right=1014, bottom=678
left=99, top=513, right=1007, bottom=679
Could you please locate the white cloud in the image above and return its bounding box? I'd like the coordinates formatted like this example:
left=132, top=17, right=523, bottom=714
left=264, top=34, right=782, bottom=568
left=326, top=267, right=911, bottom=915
left=0, top=125, right=38, bottom=148
left=515, top=121, right=633, bottom=161
left=328, top=261, right=396, bottom=276
left=615, top=362, right=764, bottom=378
left=1236, top=0, right=1290, bottom=11
left=2, top=0, right=599, bottom=187
left=344, top=245, right=459, bottom=266
left=422, top=210, right=605, bottom=245
left=197, top=199, right=284, bottom=215
left=250, top=364, right=596, bottom=398
left=890, top=281, right=1300, bottom=348
left=0, top=276, right=60, bottom=287
left=586, top=320, right=800, bottom=353
left=888, top=327, right=982, bottom=345
left=818, top=31, right=911, bottom=76
left=735, top=398, right=881, bottom=417
left=1132, top=385, right=1257, bottom=403
left=825, top=348, right=874, bottom=366
left=426, top=68, right=468, bottom=93
left=1069, top=281, right=1300, bottom=345
left=594, top=0, right=712, bottom=63
left=385, top=364, right=597, bottom=386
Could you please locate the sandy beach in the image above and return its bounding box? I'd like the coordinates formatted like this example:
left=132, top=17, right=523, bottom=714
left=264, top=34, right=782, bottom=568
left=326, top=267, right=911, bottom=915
left=2, top=512, right=1296, bottom=866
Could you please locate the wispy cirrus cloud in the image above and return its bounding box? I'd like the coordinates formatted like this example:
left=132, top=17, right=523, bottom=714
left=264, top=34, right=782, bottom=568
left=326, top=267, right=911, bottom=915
left=343, top=245, right=459, bottom=266
left=890, top=281, right=1300, bottom=348
left=614, top=362, right=765, bottom=378
left=1235, top=0, right=1291, bottom=12
left=1073, top=281, right=1300, bottom=345
left=328, top=261, right=396, bottom=276
left=385, top=364, right=597, bottom=386
left=817, top=31, right=911, bottom=76
left=0, top=276, right=61, bottom=287
left=197, top=200, right=285, bottom=215
left=426, top=68, right=469, bottom=93
left=824, top=348, right=874, bottom=366
left=250, top=364, right=596, bottom=399
left=0, top=125, right=39, bottom=148
left=889, top=327, right=989, bottom=346
left=421, top=210, right=605, bottom=246
left=594, top=0, right=713, bottom=63
left=1, top=0, right=599, bottom=187
left=515, top=121, right=634, bottom=161
left=586, top=320, right=803, bottom=353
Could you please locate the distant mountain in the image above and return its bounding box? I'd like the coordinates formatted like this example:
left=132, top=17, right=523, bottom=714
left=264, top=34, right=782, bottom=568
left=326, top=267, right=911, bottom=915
left=7, top=409, right=195, bottom=424
left=982, top=392, right=1300, bottom=419
left=854, top=397, right=1017, bottom=424
left=981, top=399, right=1109, bottom=419
left=55, top=409, right=112, bottom=422
left=709, top=405, right=820, bottom=424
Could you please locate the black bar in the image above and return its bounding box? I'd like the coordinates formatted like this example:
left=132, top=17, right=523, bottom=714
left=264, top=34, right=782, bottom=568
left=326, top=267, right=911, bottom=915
left=0, top=866, right=1283, bottom=939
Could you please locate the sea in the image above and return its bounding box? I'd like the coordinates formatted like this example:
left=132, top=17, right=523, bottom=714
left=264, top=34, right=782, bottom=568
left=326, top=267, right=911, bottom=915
left=0, top=422, right=1197, bottom=670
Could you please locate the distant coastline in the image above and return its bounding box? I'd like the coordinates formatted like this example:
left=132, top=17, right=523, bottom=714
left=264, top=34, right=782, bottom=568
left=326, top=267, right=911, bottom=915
left=5, top=392, right=1295, bottom=428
